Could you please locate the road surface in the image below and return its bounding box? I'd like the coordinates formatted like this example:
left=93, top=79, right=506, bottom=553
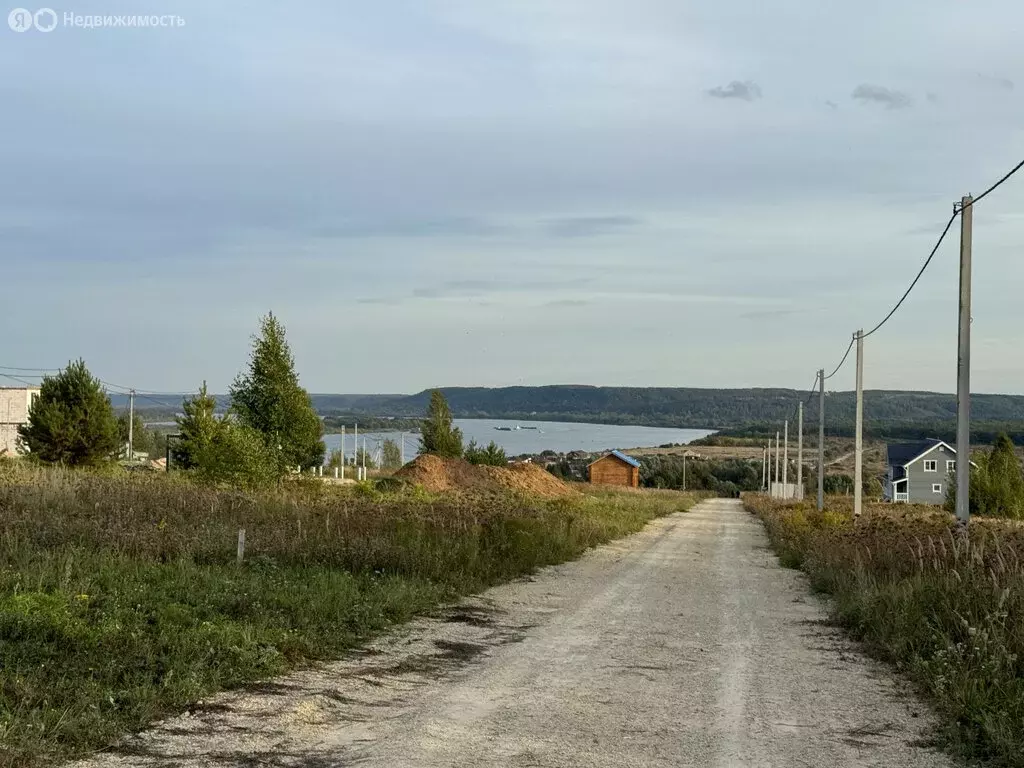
left=75, top=498, right=952, bottom=768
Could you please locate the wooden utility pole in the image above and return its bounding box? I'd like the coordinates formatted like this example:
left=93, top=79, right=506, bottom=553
left=854, top=330, right=864, bottom=518
left=955, top=195, right=973, bottom=527
left=797, top=401, right=803, bottom=499
left=817, top=369, right=825, bottom=511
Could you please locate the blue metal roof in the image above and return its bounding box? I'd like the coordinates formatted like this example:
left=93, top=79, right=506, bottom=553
left=609, top=450, right=641, bottom=468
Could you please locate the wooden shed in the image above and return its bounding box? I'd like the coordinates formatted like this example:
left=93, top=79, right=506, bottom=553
left=588, top=450, right=641, bottom=488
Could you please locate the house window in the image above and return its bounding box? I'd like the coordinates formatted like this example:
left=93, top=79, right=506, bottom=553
left=932, top=483, right=943, bottom=494
left=923, top=460, right=937, bottom=472
left=946, top=460, right=956, bottom=474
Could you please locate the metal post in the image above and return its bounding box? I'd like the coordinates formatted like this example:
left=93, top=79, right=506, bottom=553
left=340, top=426, right=345, bottom=480
left=955, top=195, right=973, bottom=527
left=817, top=369, right=825, bottom=511
left=797, top=402, right=803, bottom=500
left=854, top=330, right=864, bottom=518
left=128, top=389, right=135, bottom=461
left=783, top=420, right=789, bottom=492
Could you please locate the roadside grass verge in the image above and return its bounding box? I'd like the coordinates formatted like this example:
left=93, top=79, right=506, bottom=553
left=0, top=463, right=696, bottom=767
left=746, top=495, right=1024, bottom=767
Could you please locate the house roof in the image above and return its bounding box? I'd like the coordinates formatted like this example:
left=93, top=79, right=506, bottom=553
left=886, top=439, right=954, bottom=466
left=589, top=449, right=641, bottom=468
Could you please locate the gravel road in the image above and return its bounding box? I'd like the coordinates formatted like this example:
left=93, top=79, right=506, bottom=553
left=74, top=498, right=953, bottom=768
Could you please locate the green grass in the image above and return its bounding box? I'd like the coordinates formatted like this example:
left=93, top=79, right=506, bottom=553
left=746, top=496, right=1024, bottom=767
left=0, top=463, right=696, bottom=767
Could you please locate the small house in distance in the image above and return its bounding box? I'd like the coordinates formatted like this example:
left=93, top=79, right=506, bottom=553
left=588, top=450, right=640, bottom=488
left=884, top=439, right=964, bottom=504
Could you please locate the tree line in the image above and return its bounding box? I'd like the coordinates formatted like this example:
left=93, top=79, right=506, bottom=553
left=14, top=324, right=508, bottom=484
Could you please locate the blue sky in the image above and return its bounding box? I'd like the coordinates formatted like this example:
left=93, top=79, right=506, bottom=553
left=2, top=1, right=1023, bottom=394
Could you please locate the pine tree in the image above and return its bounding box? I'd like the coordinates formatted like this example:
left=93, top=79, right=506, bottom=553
left=419, top=390, right=463, bottom=458
left=173, top=383, right=219, bottom=469
left=18, top=359, right=119, bottom=466
left=229, top=313, right=326, bottom=470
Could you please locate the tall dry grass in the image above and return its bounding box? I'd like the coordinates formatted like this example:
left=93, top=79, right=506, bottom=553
left=747, top=496, right=1024, bottom=767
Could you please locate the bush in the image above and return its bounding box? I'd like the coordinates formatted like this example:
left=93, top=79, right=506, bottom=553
left=465, top=439, right=507, bottom=466
left=193, top=419, right=279, bottom=490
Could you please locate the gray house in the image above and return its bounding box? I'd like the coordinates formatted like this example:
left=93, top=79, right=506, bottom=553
left=884, top=439, right=961, bottom=504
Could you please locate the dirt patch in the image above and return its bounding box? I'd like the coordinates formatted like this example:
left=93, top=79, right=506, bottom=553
left=395, top=455, right=576, bottom=498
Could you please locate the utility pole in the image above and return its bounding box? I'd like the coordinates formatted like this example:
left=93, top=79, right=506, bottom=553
left=128, top=389, right=135, bottom=461
left=783, top=420, right=789, bottom=494
left=774, top=431, right=780, bottom=495
left=797, top=401, right=803, bottom=500
left=955, top=195, right=973, bottom=527
left=817, top=369, right=825, bottom=511
left=340, top=426, right=345, bottom=480
left=854, top=330, right=864, bottom=518
left=401, top=432, right=406, bottom=465
left=762, top=445, right=767, bottom=491
left=682, top=453, right=687, bottom=491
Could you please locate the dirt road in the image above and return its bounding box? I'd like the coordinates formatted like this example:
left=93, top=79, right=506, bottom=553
left=75, top=499, right=952, bottom=768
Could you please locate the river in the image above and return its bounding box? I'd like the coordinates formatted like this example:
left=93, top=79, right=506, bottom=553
left=323, top=419, right=714, bottom=461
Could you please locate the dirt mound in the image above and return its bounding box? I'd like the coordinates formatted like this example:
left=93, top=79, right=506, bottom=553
left=395, top=455, right=576, bottom=498
left=481, top=463, right=579, bottom=498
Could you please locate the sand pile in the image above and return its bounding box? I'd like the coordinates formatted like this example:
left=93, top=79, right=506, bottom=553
left=395, top=455, right=576, bottom=498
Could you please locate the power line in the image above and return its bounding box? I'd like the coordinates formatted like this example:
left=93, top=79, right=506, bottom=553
left=0, top=372, right=37, bottom=386
left=861, top=211, right=958, bottom=339
left=0, top=365, right=59, bottom=373
left=823, top=336, right=855, bottom=381
left=970, top=157, right=1024, bottom=206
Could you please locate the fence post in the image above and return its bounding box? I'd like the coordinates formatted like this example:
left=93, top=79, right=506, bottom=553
left=237, top=528, right=246, bottom=565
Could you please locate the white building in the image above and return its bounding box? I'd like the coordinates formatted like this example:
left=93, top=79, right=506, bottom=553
left=0, top=387, right=40, bottom=456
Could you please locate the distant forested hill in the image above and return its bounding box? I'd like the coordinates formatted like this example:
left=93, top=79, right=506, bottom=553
left=120, top=386, right=1024, bottom=442
left=307, top=386, right=1024, bottom=431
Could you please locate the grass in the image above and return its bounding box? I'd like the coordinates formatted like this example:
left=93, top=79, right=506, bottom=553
left=746, top=495, right=1024, bottom=767
left=0, top=462, right=697, bottom=767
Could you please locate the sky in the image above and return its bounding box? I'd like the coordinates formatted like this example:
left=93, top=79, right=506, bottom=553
left=2, top=1, right=1023, bottom=395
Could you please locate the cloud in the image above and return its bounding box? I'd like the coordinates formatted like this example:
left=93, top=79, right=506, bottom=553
left=926, top=92, right=939, bottom=104
left=825, top=100, right=839, bottom=110
left=977, top=73, right=1015, bottom=91
left=851, top=84, right=913, bottom=109
left=545, top=299, right=591, bottom=308
left=543, top=216, right=641, bottom=238
left=706, top=80, right=762, bottom=101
